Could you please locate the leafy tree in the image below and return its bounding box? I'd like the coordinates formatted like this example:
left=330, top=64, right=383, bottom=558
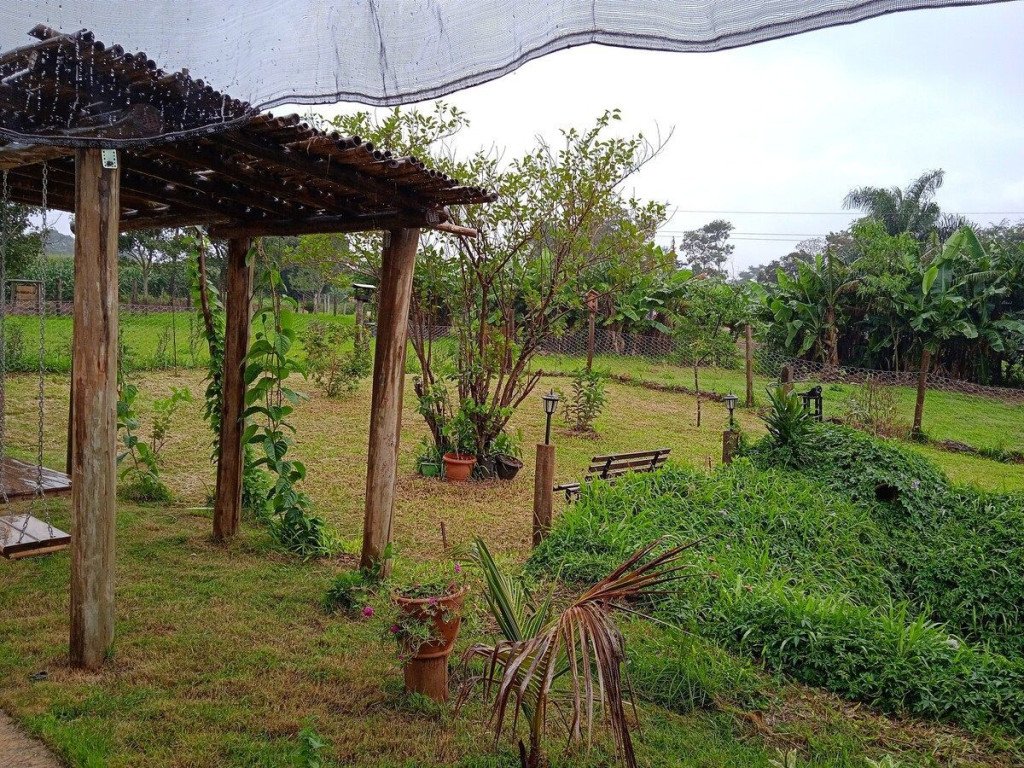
left=843, top=169, right=946, bottom=241
left=0, top=199, right=43, bottom=278
left=678, top=219, right=734, bottom=276
left=284, top=234, right=356, bottom=311
left=118, top=228, right=185, bottom=300
left=326, top=105, right=668, bottom=458
left=674, top=276, right=746, bottom=425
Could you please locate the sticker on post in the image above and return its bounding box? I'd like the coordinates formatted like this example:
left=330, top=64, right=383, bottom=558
left=101, top=150, right=118, bottom=169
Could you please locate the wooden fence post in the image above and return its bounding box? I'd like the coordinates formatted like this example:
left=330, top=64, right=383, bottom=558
left=781, top=364, right=793, bottom=396
left=70, top=148, right=120, bottom=670
left=361, top=228, right=420, bottom=573
left=722, top=430, right=739, bottom=465
left=533, top=444, right=556, bottom=546
left=213, top=236, right=253, bottom=540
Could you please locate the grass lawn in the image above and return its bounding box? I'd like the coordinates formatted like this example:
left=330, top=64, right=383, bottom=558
left=539, top=351, right=1024, bottom=453
left=1, top=367, right=1021, bottom=766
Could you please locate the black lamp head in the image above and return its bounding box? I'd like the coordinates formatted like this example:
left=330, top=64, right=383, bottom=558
left=542, top=388, right=559, bottom=416
left=724, top=393, right=738, bottom=412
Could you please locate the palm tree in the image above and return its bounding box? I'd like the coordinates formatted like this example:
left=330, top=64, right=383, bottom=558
left=843, top=169, right=946, bottom=241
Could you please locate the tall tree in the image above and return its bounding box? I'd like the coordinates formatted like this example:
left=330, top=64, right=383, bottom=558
left=0, top=199, right=43, bottom=277
left=678, top=219, right=734, bottom=276
left=118, top=229, right=184, bottom=300
left=843, top=169, right=946, bottom=241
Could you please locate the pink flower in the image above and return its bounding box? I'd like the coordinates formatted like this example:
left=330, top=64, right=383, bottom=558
left=362, top=605, right=374, bottom=617
left=390, top=624, right=400, bottom=634
left=428, top=596, right=438, bottom=606
left=454, top=562, right=462, bottom=574
left=397, top=653, right=405, bottom=660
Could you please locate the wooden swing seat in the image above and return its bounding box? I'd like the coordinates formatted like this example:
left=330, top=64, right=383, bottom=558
left=0, top=458, right=72, bottom=559
left=1, top=457, right=72, bottom=500
left=0, top=513, right=70, bottom=559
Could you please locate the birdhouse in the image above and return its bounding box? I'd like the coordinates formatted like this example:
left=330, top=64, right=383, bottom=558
left=585, top=289, right=600, bottom=313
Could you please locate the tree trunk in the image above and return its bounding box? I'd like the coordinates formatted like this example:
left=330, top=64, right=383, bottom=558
left=913, top=347, right=931, bottom=437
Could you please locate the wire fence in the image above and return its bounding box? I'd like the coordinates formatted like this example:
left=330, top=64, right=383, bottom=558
left=528, top=325, right=1024, bottom=406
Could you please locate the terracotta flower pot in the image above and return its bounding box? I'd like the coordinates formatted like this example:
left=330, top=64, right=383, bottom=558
left=442, top=452, right=476, bottom=482
left=393, top=585, right=469, bottom=702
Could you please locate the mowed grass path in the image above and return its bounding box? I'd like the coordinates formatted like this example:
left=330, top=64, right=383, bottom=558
left=1, top=371, right=1018, bottom=766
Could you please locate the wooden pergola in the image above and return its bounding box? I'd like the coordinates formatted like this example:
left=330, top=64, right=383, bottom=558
left=0, top=26, right=494, bottom=669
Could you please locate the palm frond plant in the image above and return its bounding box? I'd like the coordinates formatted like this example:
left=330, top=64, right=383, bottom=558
left=459, top=537, right=696, bottom=768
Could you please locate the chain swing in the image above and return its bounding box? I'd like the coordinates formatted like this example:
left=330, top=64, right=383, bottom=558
left=0, top=162, right=72, bottom=560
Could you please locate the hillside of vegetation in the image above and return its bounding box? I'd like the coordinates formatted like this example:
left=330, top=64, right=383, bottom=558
left=530, top=423, right=1024, bottom=740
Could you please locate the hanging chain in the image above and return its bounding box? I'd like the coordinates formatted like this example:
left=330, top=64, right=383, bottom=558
left=35, top=162, right=54, bottom=538
left=0, top=170, right=9, bottom=508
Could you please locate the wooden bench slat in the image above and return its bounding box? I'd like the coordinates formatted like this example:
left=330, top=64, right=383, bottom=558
left=587, top=456, right=669, bottom=474
left=589, top=448, right=672, bottom=463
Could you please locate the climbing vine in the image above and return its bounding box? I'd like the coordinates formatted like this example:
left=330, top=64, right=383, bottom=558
left=187, top=231, right=270, bottom=516
left=244, top=242, right=336, bottom=558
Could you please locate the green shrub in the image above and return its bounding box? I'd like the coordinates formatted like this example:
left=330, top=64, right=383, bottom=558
left=559, top=367, right=608, bottom=433
left=303, top=320, right=371, bottom=397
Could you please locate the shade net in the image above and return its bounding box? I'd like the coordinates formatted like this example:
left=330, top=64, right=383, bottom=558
left=0, top=0, right=1006, bottom=146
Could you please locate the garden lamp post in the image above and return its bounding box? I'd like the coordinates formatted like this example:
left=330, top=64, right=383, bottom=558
left=542, top=388, right=559, bottom=445
left=534, top=389, right=560, bottom=548
left=724, top=393, right=738, bottom=430
left=353, top=282, right=376, bottom=346
left=721, top=393, right=740, bottom=466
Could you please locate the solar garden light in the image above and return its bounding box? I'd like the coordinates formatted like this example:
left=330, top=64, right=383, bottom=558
left=799, top=385, right=824, bottom=422
left=724, top=392, right=738, bottom=430
left=542, top=388, right=559, bottom=445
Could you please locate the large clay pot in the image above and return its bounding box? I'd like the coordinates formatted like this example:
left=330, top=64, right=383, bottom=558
left=442, top=452, right=477, bottom=482
left=494, top=454, right=523, bottom=481
left=394, top=585, right=469, bottom=702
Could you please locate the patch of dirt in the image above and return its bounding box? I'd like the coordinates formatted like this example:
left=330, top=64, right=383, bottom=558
left=729, top=684, right=1020, bottom=767
left=0, top=709, right=62, bottom=768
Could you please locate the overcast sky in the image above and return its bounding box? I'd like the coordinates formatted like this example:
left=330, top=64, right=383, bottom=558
left=302, top=1, right=1024, bottom=274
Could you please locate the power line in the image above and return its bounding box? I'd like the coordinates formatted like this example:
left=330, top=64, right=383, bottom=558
left=667, top=209, right=1024, bottom=216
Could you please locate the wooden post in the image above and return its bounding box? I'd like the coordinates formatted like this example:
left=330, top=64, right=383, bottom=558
left=585, top=289, right=599, bottom=372
left=533, top=444, right=556, bottom=546
left=781, top=364, right=793, bottom=396
left=722, top=430, right=739, bottom=465
left=913, top=348, right=931, bottom=436
left=70, top=148, right=120, bottom=670
left=744, top=324, right=754, bottom=407
left=355, top=298, right=365, bottom=347
left=213, top=237, right=253, bottom=540
left=360, top=228, right=420, bottom=572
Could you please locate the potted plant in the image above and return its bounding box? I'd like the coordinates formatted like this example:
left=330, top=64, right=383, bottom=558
left=390, top=561, right=469, bottom=702
left=441, top=409, right=477, bottom=482
left=416, top=438, right=442, bottom=478
left=491, top=429, right=524, bottom=481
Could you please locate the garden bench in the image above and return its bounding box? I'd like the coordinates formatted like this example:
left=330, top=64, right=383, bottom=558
left=554, top=448, right=671, bottom=501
